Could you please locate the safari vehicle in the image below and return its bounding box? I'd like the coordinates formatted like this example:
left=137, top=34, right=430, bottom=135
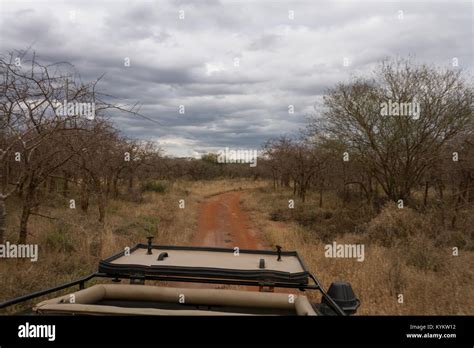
left=0, top=238, right=360, bottom=316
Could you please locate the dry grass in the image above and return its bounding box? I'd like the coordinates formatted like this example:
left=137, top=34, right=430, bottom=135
left=2, top=178, right=471, bottom=315
left=0, top=179, right=264, bottom=313
left=240, top=185, right=474, bottom=315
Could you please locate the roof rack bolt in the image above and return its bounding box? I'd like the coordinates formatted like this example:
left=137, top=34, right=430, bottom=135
left=276, top=245, right=282, bottom=261
left=146, top=236, right=154, bottom=255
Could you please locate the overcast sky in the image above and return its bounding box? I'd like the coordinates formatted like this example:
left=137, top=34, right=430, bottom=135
left=0, top=0, right=472, bottom=157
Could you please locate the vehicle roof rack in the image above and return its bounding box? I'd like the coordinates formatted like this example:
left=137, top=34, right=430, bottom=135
left=0, top=241, right=347, bottom=316
left=99, top=244, right=310, bottom=285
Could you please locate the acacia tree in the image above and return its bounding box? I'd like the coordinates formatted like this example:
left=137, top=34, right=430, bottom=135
left=317, top=59, right=473, bottom=203
left=0, top=53, right=88, bottom=243
left=262, top=136, right=329, bottom=202
left=262, top=136, right=294, bottom=189
left=0, top=51, right=144, bottom=243
left=288, top=141, right=328, bottom=202
left=68, top=120, right=121, bottom=223
left=444, top=125, right=474, bottom=227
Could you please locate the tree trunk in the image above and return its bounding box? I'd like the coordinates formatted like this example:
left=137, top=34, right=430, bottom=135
left=423, top=181, right=429, bottom=207
left=97, top=190, right=106, bottom=223
left=128, top=176, right=134, bottom=191
left=0, top=195, right=6, bottom=243
left=48, top=176, right=56, bottom=193
left=438, top=182, right=446, bottom=227
left=451, top=180, right=467, bottom=229
left=18, top=203, right=31, bottom=244
left=299, top=177, right=307, bottom=203
left=282, top=174, right=290, bottom=187
left=113, top=176, right=119, bottom=198
left=319, top=180, right=324, bottom=208
left=62, top=174, right=70, bottom=197
left=91, top=174, right=106, bottom=223
left=106, top=177, right=111, bottom=198
left=367, top=175, right=373, bottom=204
left=80, top=180, right=89, bottom=212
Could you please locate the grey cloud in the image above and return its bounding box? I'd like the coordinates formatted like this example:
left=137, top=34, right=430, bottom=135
left=248, top=33, right=282, bottom=51
left=0, top=0, right=472, bottom=157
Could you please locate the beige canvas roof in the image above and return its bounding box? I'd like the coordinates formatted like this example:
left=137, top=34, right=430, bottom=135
left=34, top=284, right=317, bottom=316
left=111, top=248, right=305, bottom=273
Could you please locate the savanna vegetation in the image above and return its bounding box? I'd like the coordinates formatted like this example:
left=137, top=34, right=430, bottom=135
left=245, top=59, right=473, bottom=314
left=1, top=52, right=472, bottom=314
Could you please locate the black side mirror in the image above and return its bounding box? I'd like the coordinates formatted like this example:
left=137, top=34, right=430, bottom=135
left=322, top=281, right=360, bottom=315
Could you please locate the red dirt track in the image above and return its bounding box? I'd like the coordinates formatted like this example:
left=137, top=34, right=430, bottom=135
left=192, top=191, right=267, bottom=250
left=174, top=190, right=293, bottom=293
left=187, top=191, right=276, bottom=291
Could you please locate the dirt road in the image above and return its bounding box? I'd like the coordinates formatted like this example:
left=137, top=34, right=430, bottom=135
left=172, top=190, right=292, bottom=293
left=184, top=191, right=273, bottom=290
left=192, top=191, right=267, bottom=250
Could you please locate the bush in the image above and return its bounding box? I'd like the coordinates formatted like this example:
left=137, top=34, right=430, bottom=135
left=269, top=209, right=290, bottom=221
left=44, top=225, right=76, bottom=253
left=89, top=236, right=102, bottom=257
left=269, top=204, right=369, bottom=242
left=365, top=203, right=432, bottom=247
left=141, top=181, right=168, bottom=193
left=113, top=215, right=159, bottom=238
left=121, top=189, right=143, bottom=203
left=365, top=203, right=450, bottom=271
left=404, top=234, right=445, bottom=272
left=434, top=229, right=472, bottom=250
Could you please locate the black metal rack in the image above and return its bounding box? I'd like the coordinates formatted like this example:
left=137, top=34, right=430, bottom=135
left=99, top=244, right=311, bottom=285
left=0, top=244, right=348, bottom=316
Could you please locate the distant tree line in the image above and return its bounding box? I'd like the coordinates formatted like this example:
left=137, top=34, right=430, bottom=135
left=1, top=54, right=472, bottom=244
